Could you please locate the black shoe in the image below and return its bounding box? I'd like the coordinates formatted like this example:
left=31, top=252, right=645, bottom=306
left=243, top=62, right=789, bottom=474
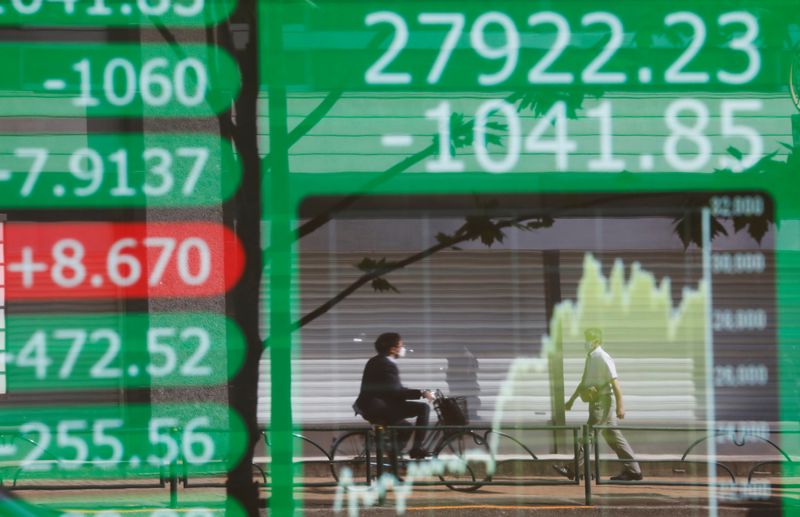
left=552, top=464, right=575, bottom=480
left=610, top=471, right=643, bottom=481
left=408, top=447, right=429, bottom=460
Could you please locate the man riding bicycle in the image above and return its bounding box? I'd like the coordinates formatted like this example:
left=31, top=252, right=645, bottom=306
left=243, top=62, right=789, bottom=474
left=354, top=332, right=436, bottom=459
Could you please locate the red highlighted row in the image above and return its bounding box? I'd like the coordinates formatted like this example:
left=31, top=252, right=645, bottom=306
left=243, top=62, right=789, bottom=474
left=5, top=222, right=244, bottom=300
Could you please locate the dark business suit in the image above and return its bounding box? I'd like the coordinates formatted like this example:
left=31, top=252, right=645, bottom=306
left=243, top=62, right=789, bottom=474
left=355, top=354, right=430, bottom=450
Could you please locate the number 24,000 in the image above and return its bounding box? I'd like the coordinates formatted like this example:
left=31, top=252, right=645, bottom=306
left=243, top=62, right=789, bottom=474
left=366, top=10, right=759, bottom=86
left=13, top=327, right=212, bottom=380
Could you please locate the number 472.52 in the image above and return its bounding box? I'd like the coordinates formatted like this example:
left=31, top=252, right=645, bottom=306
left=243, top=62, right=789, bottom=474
left=13, top=326, right=212, bottom=381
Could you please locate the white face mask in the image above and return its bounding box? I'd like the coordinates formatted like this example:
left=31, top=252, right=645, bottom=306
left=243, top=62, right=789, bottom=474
left=584, top=342, right=594, bottom=354
left=397, top=346, right=407, bottom=358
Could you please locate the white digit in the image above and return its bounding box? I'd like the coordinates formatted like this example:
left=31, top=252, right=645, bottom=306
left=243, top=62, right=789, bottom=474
left=524, top=101, right=577, bottom=171
left=470, top=12, right=519, bottom=86
left=664, top=12, right=710, bottom=84
left=93, top=419, right=124, bottom=468
left=140, top=58, right=173, bottom=107
left=57, top=420, right=89, bottom=469
left=49, top=0, right=78, bottom=14
left=581, top=12, right=626, bottom=84
left=86, top=0, right=112, bottom=15
left=88, top=329, right=123, bottom=379
left=365, top=12, right=412, bottom=84
left=108, top=149, right=136, bottom=197
left=664, top=99, right=711, bottom=171
left=425, top=101, right=464, bottom=172
left=69, top=148, right=104, bottom=197
left=147, top=327, right=177, bottom=377
left=104, top=58, right=137, bottom=106
left=178, top=238, right=211, bottom=286
left=11, top=0, right=43, bottom=14
left=418, top=13, right=465, bottom=84
left=52, top=239, right=87, bottom=288
left=182, top=417, right=214, bottom=464
left=719, top=99, right=763, bottom=171
left=177, top=147, right=209, bottom=195
left=54, top=328, right=88, bottom=379
left=717, top=12, right=760, bottom=85
left=15, top=147, right=48, bottom=197
left=474, top=99, right=520, bottom=173
left=144, top=237, right=176, bottom=286
left=107, top=238, right=142, bottom=287
left=586, top=100, right=625, bottom=171
left=527, top=12, right=573, bottom=84
left=174, top=58, right=207, bottom=107
left=137, top=0, right=168, bottom=15
left=147, top=418, right=179, bottom=466
left=20, top=422, right=51, bottom=471
left=143, top=148, right=174, bottom=196
left=72, top=59, right=100, bottom=108
left=179, top=327, right=212, bottom=377
left=16, top=331, right=52, bottom=380
left=173, top=0, right=203, bottom=16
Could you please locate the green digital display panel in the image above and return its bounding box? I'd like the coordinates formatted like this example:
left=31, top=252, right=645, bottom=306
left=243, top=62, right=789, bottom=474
left=0, top=500, right=247, bottom=516
left=0, top=134, right=240, bottom=207
left=0, top=0, right=236, bottom=27
left=271, top=0, right=794, bottom=91
left=0, top=0, right=797, bottom=514
left=0, top=43, right=240, bottom=117
left=261, top=0, right=797, bottom=176
left=259, top=0, right=800, bottom=514
left=6, top=313, right=246, bottom=390
left=0, top=403, right=246, bottom=480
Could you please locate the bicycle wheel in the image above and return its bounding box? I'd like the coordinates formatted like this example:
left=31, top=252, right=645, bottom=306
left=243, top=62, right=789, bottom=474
left=434, top=430, right=491, bottom=492
left=485, top=430, right=540, bottom=482
left=330, top=430, right=378, bottom=484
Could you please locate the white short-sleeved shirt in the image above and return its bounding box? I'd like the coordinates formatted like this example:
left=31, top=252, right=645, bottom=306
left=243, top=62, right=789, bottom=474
left=582, top=346, right=618, bottom=388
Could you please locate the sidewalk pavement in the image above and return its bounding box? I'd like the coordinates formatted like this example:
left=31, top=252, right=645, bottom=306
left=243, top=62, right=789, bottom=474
left=291, top=476, right=796, bottom=516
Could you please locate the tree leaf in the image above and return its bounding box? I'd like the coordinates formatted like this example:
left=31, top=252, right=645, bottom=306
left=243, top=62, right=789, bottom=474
left=727, top=146, right=743, bottom=160
left=435, top=232, right=454, bottom=246
left=673, top=213, right=728, bottom=249
left=355, top=257, right=379, bottom=272
left=371, top=277, right=399, bottom=293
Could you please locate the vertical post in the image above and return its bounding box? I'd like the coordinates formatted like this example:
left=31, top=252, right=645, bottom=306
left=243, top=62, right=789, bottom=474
left=584, top=425, right=592, bottom=505
left=365, top=429, right=373, bottom=484
left=543, top=250, right=565, bottom=452
left=264, top=2, right=295, bottom=515
left=169, top=426, right=179, bottom=508
left=222, top=0, right=264, bottom=512
left=375, top=426, right=385, bottom=505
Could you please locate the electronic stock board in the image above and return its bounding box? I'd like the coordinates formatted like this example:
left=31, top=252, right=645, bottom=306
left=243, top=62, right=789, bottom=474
left=0, top=0, right=799, bottom=515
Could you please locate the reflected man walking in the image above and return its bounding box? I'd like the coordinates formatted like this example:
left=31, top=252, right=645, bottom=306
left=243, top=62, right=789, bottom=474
left=555, top=328, right=643, bottom=481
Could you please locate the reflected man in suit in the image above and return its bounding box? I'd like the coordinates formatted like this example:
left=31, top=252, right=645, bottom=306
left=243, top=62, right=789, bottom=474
left=355, top=332, right=435, bottom=459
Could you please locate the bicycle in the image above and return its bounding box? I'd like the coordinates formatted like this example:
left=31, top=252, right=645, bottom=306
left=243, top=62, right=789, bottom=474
left=329, top=391, right=491, bottom=492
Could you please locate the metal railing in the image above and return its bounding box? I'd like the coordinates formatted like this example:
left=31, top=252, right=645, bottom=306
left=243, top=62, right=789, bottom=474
left=2, top=422, right=794, bottom=509
left=591, top=424, right=796, bottom=503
